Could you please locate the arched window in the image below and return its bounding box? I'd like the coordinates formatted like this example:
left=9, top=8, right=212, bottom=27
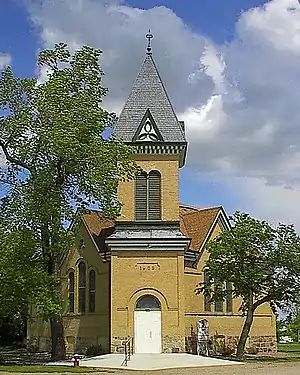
left=135, top=295, right=161, bottom=310
left=203, top=270, right=211, bottom=312
left=78, top=262, right=86, bottom=313
left=68, top=271, right=75, bottom=313
left=214, top=279, right=223, bottom=312
left=148, top=171, right=161, bottom=220
left=135, top=170, right=161, bottom=221
left=135, top=171, right=148, bottom=220
left=226, top=282, right=233, bottom=313
left=89, top=270, right=96, bottom=313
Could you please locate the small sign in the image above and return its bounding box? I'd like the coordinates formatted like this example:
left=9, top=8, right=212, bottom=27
left=135, top=262, right=160, bottom=272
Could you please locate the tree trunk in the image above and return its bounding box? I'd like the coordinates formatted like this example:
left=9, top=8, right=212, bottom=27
left=41, top=225, right=66, bottom=361
left=50, top=315, right=66, bottom=360
left=236, top=301, right=255, bottom=360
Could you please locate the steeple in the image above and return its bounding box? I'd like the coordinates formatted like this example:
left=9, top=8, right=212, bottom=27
left=112, top=31, right=187, bottom=167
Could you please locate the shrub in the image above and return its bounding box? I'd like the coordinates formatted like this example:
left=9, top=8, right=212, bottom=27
left=85, top=344, right=104, bottom=357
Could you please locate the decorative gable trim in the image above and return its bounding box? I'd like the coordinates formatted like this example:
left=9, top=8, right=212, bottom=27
left=133, top=109, right=163, bottom=142
left=198, top=208, right=231, bottom=254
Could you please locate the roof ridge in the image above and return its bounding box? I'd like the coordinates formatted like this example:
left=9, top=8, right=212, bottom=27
left=147, top=54, right=185, bottom=139
left=180, top=204, right=222, bottom=217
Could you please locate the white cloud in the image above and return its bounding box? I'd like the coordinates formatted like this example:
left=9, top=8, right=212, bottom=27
left=24, top=0, right=300, bottom=228
left=229, top=176, right=300, bottom=232
left=26, top=0, right=212, bottom=112
left=0, top=53, right=11, bottom=71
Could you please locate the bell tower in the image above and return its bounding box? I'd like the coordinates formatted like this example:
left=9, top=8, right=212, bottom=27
left=111, top=30, right=187, bottom=224
left=106, top=31, right=190, bottom=354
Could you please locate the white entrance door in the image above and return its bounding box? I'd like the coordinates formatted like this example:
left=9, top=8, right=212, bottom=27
left=134, top=310, right=162, bottom=353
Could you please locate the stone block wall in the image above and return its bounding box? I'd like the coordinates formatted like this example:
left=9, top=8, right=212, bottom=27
left=163, top=335, right=185, bottom=353
left=247, top=335, right=277, bottom=353
left=185, top=334, right=277, bottom=355
left=111, top=336, right=131, bottom=353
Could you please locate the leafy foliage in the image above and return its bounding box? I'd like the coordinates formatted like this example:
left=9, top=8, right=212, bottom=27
left=0, top=43, right=137, bottom=358
left=196, top=211, right=300, bottom=358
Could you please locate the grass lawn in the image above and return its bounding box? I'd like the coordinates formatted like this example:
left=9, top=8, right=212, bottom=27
left=0, top=366, right=100, bottom=373
left=278, top=343, right=300, bottom=353
left=244, top=342, right=300, bottom=363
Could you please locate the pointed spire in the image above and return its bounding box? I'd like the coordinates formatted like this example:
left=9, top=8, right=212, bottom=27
left=146, top=29, right=154, bottom=55
left=112, top=36, right=187, bottom=166
left=112, top=53, right=186, bottom=144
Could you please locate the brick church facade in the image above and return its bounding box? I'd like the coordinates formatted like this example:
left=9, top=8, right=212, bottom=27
left=28, top=36, right=277, bottom=355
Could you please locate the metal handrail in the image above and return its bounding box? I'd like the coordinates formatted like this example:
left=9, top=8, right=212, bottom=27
left=122, top=336, right=134, bottom=366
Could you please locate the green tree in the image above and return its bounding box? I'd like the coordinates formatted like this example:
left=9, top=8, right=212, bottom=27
left=0, top=43, right=137, bottom=359
left=285, top=309, right=300, bottom=342
left=197, top=212, right=300, bottom=359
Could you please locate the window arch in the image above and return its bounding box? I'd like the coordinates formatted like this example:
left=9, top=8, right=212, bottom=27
left=68, top=271, right=75, bottom=313
left=203, top=269, right=211, bottom=312
left=135, top=170, right=161, bottom=221
left=214, top=279, right=223, bottom=312
left=78, top=262, right=86, bottom=313
left=148, top=171, right=161, bottom=220
left=135, top=295, right=161, bottom=310
left=226, top=282, right=233, bottom=313
left=135, top=171, right=148, bottom=220
left=89, top=270, right=96, bottom=313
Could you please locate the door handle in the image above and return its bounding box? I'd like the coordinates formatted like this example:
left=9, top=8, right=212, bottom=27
left=150, top=331, right=152, bottom=339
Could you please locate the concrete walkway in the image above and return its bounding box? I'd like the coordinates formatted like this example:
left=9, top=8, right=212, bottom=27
left=49, top=353, right=243, bottom=370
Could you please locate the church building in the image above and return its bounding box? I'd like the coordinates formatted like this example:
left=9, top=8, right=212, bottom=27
left=28, top=33, right=277, bottom=356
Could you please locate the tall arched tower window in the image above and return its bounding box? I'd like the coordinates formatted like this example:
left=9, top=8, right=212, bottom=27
left=78, top=262, right=86, bottom=313
left=148, top=170, right=161, bottom=220
left=135, top=171, right=148, bottom=220
left=89, top=270, right=96, bottom=313
left=68, top=271, right=75, bottom=313
left=135, top=170, right=161, bottom=221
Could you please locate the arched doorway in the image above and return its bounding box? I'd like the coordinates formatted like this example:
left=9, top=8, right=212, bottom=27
left=134, top=295, right=162, bottom=353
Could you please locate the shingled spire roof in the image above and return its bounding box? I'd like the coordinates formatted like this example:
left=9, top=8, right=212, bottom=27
left=112, top=53, right=186, bottom=144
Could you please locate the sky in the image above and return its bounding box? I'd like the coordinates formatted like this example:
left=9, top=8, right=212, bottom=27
left=1, top=0, right=300, bottom=229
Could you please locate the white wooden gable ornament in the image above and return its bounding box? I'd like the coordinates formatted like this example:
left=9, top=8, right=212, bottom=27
left=133, top=109, right=163, bottom=142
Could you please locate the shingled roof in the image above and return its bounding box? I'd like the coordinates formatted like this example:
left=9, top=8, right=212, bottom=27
left=81, top=211, right=114, bottom=252
left=179, top=205, right=223, bottom=251
left=112, top=54, right=186, bottom=144
left=80, top=205, right=228, bottom=254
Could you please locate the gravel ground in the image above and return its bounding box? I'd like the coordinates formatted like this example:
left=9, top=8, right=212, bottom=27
left=1, top=362, right=300, bottom=375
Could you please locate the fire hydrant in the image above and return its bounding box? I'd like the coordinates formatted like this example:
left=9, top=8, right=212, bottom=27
left=73, top=354, right=80, bottom=367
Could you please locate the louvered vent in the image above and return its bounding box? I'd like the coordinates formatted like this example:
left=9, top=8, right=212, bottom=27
left=135, top=172, right=148, bottom=220
left=148, top=170, right=161, bottom=220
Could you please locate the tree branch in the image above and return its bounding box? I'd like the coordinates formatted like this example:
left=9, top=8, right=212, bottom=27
left=253, top=295, right=272, bottom=310
left=0, top=139, right=33, bottom=173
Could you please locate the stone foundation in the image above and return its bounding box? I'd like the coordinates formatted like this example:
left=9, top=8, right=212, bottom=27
left=186, top=334, right=277, bottom=355
left=27, top=335, right=108, bottom=355
left=27, top=336, right=51, bottom=352
left=111, top=335, right=185, bottom=353
left=185, top=335, right=197, bottom=354
left=111, top=336, right=131, bottom=353
left=247, top=335, right=277, bottom=353
left=163, top=335, right=185, bottom=353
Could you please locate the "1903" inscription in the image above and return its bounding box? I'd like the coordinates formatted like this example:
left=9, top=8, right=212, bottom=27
left=135, top=262, right=160, bottom=272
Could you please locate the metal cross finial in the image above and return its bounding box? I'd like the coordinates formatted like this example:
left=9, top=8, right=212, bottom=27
left=146, top=29, right=154, bottom=54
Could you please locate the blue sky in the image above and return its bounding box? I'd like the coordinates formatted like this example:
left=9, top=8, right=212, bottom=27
left=127, top=0, right=269, bottom=42
left=2, top=0, right=300, bottom=226
left=1, top=0, right=269, bottom=77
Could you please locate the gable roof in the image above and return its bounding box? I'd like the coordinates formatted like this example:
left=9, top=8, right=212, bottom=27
left=79, top=205, right=230, bottom=255
left=81, top=211, right=114, bottom=253
left=112, top=54, right=186, bottom=144
left=179, top=204, right=229, bottom=251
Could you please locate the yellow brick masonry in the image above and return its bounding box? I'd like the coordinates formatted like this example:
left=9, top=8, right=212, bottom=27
left=117, top=155, right=179, bottom=222
left=184, top=221, right=277, bottom=354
